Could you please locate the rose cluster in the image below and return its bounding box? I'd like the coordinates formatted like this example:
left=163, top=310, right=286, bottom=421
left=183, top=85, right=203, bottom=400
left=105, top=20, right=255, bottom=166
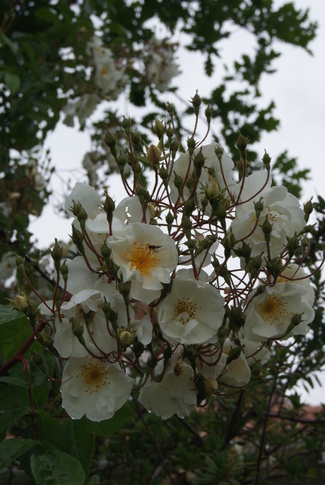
left=40, top=117, right=315, bottom=422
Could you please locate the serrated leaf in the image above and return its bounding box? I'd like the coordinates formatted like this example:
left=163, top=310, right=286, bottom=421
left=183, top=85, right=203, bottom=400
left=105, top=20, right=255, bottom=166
left=0, top=438, right=37, bottom=470
left=30, top=450, right=86, bottom=485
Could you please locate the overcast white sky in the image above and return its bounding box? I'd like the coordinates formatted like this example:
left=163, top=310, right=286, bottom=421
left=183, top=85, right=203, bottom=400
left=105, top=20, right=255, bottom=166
left=30, top=0, right=325, bottom=403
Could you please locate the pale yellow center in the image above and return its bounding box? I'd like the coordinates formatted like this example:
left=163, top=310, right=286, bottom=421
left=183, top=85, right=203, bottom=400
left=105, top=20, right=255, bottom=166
left=257, top=295, right=289, bottom=327
left=78, top=359, right=109, bottom=394
left=125, top=242, right=159, bottom=276
left=174, top=298, right=197, bottom=325
left=267, top=210, right=279, bottom=223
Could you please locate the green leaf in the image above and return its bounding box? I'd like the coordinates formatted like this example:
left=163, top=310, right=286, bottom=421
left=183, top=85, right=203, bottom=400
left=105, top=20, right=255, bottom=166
left=36, top=411, right=94, bottom=476
left=0, top=408, right=30, bottom=434
left=0, top=304, right=31, bottom=361
left=0, top=305, right=27, bottom=325
left=4, top=72, right=20, bottom=94
left=0, top=376, right=28, bottom=388
left=30, top=450, right=86, bottom=485
left=0, top=438, right=37, bottom=470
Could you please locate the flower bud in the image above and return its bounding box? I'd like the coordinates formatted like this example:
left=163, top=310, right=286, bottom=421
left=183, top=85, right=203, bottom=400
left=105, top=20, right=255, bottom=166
left=12, top=294, right=29, bottom=313
left=166, top=211, right=174, bottom=233
left=71, top=317, right=84, bottom=338
left=167, top=103, right=175, bottom=115
left=286, top=235, right=299, bottom=258
left=71, top=225, right=85, bottom=255
left=173, top=172, right=184, bottom=191
left=72, top=202, right=88, bottom=229
left=51, top=239, right=63, bottom=272
left=246, top=255, right=263, bottom=278
left=236, top=131, right=248, bottom=152
left=304, top=198, right=313, bottom=223
left=266, top=257, right=283, bottom=280
left=261, top=215, right=273, bottom=244
left=206, top=181, right=220, bottom=201
left=60, top=260, right=69, bottom=283
left=39, top=332, right=53, bottom=349
left=152, top=119, right=165, bottom=138
left=254, top=198, right=264, bottom=218
left=262, top=150, right=271, bottom=170
left=226, top=346, right=242, bottom=366
left=205, top=105, right=212, bottom=124
left=104, top=193, right=115, bottom=226
left=191, top=91, right=201, bottom=116
left=187, top=137, right=196, bottom=155
left=105, top=130, right=117, bottom=157
left=204, top=379, right=219, bottom=393
left=166, top=125, right=174, bottom=139
left=122, top=116, right=131, bottom=133
left=131, top=130, right=142, bottom=148
left=147, top=144, right=161, bottom=167
left=170, top=139, right=179, bottom=155
left=136, top=185, right=150, bottom=206
left=119, top=330, right=134, bottom=347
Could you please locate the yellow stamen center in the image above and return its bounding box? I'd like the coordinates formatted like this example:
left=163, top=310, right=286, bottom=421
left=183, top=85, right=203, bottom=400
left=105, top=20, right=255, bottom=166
left=174, top=298, right=197, bottom=325
left=125, top=242, right=159, bottom=276
left=78, top=359, right=109, bottom=394
left=257, top=295, right=289, bottom=327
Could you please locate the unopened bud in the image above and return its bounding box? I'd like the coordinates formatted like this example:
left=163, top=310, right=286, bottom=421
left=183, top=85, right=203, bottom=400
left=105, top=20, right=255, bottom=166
left=304, top=198, right=313, bottom=223
left=71, top=225, right=85, bottom=255
left=236, top=131, right=247, bottom=152
left=206, top=181, right=220, bottom=200
left=261, top=216, right=273, bottom=243
left=262, top=151, right=271, bottom=170
left=12, top=294, right=29, bottom=313
left=71, top=318, right=84, bottom=338
left=119, top=330, right=134, bottom=347
left=191, top=91, right=201, bottom=115
left=39, top=333, right=53, bottom=349
left=105, top=130, right=117, bottom=157
left=187, top=137, right=196, bottom=155
left=205, top=105, right=212, bottom=124
left=104, top=193, right=115, bottom=226
left=51, top=239, right=63, bottom=272
left=204, top=379, right=219, bottom=393
left=167, top=103, right=175, bottom=115
left=254, top=199, right=264, bottom=218
left=60, top=260, right=69, bottom=283
left=72, top=202, right=88, bottom=229
left=147, top=144, right=161, bottom=167
left=152, top=119, right=165, bottom=138
left=131, top=130, right=142, bottom=147
left=122, top=116, right=131, bottom=133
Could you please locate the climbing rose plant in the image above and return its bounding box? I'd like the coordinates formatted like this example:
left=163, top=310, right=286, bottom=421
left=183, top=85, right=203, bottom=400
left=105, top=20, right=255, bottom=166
left=15, top=97, right=318, bottom=423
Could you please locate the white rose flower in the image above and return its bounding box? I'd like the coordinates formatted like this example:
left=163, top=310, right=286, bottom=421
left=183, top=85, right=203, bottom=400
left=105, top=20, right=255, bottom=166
left=138, top=354, right=196, bottom=419
left=55, top=289, right=117, bottom=358
left=65, top=182, right=101, bottom=219
left=63, top=94, right=101, bottom=127
left=108, top=222, right=178, bottom=304
left=232, top=172, right=305, bottom=259
left=61, top=356, right=134, bottom=421
left=219, top=350, right=251, bottom=388
left=157, top=274, right=225, bottom=345
left=244, top=279, right=315, bottom=342
left=87, top=35, right=127, bottom=98
left=169, top=143, right=235, bottom=212
left=239, top=335, right=271, bottom=365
